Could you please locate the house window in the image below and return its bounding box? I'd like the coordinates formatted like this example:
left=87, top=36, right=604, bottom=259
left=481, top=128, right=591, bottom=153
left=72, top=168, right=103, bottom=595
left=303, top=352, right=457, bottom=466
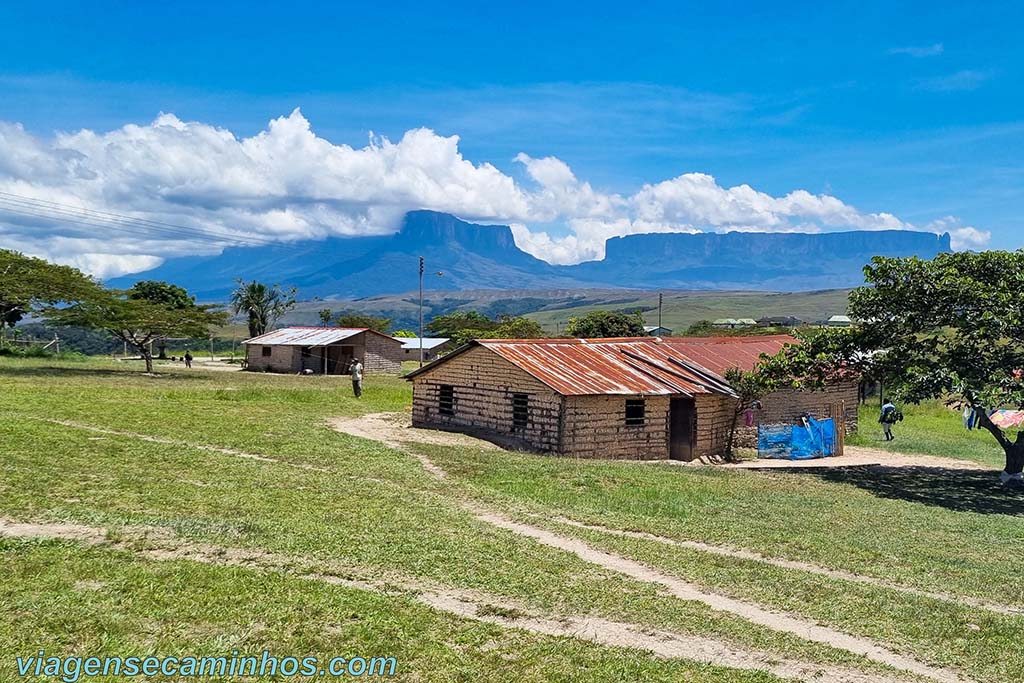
left=261, top=346, right=272, bottom=357
left=512, top=393, right=529, bottom=430
left=438, top=385, right=455, bottom=416
left=625, top=399, right=646, bottom=427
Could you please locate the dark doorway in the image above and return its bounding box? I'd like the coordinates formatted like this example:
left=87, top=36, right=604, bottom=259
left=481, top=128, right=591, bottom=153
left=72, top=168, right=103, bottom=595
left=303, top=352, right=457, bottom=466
left=669, top=397, right=696, bottom=460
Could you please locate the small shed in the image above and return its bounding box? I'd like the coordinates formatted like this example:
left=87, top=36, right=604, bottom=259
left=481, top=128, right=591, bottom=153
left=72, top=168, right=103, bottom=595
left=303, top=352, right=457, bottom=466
left=713, top=318, right=739, bottom=329
left=395, top=337, right=454, bottom=362
left=826, top=315, right=853, bottom=327
left=643, top=325, right=673, bottom=336
left=243, top=327, right=404, bottom=375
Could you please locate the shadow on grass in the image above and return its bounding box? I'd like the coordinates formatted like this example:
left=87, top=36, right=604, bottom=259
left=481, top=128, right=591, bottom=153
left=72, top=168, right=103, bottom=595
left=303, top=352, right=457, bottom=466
left=0, top=365, right=209, bottom=381
left=765, top=465, right=1023, bottom=516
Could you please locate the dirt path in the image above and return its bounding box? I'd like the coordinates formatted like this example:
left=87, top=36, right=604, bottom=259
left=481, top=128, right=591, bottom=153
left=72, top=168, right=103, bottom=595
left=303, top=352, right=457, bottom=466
left=550, top=517, right=1022, bottom=617
left=720, top=445, right=991, bottom=471
left=33, top=417, right=328, bottom=473
left=330, top=413, right=974, bottom=683
left=0, top=518, right=913, bottom=683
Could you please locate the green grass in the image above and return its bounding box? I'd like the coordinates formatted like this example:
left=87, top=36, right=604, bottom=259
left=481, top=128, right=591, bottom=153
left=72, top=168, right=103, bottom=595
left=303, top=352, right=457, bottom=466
left=1, top=356, right=1020, bottom=682
left=849, top=399, right=1011, bottom=468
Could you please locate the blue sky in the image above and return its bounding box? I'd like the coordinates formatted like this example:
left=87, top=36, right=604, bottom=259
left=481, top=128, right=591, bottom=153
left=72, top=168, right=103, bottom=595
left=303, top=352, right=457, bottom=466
left=0, top=1, right=1021, bottom=275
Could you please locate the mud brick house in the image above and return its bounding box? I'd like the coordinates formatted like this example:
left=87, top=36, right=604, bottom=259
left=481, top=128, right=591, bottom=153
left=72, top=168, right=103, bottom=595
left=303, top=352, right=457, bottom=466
left=243, top=327, right=404, bottom=375
left=406, top=335, right=858, bottom=460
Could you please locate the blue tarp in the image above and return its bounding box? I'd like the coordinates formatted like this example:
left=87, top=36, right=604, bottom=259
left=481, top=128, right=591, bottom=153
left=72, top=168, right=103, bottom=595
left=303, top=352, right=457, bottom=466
left=758, top=417, right=837, bottom=460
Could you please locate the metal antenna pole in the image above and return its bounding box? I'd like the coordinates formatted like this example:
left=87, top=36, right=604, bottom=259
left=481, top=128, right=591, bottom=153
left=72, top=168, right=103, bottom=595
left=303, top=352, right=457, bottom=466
left=418, top=256, right=425, bottom=367
left=658, top=292, right=663, bottom=332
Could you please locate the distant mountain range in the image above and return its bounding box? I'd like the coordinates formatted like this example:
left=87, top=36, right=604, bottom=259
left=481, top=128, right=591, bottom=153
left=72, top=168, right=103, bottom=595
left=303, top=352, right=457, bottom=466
left=110, top=210, right=952, bottom=300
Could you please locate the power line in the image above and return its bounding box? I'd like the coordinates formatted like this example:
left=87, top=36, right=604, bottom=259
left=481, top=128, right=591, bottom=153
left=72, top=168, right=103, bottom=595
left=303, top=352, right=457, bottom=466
left=0, top=191, right=276, bottom=247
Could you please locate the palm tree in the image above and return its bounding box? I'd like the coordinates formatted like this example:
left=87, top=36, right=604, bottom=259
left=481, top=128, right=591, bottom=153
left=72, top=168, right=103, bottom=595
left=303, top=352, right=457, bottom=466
left=230, top=280, right=297, bottom=338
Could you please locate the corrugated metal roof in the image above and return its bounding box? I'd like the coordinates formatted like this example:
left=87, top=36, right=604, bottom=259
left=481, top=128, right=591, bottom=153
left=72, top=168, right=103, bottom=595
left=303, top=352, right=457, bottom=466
left=658, top=335, right=796, bottom=376
left=396, top=337, right=451, bottom=350
left=243, top=326, right=369, bottom=346
left=406, top=334, right=797, bottom=397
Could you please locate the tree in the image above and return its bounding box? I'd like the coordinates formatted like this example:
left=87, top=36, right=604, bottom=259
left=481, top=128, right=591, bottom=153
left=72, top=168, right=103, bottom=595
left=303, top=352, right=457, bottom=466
left=722, top=368, right=778, bottom=462
left=230, top=280, right=296, bottom=338
left=425, top=311, right=496, bottom=338
left=685, top=320, right=714, bottom=336
left=128, top=281, right=195, bottom=359
left=45, top=287, right=227, bottom=373
left=393, top=329, right=417, bottom=338
left=318, top=309, right=333, bottom=326
left=492, top=315, right=545, bottom=339
left=760, top=251, right=1024, bottom=483
left=335, top=313, right=392, bottom=333
left=0, top=250, right=99, bottom=345
left=565, top=310, right=646, bottom=338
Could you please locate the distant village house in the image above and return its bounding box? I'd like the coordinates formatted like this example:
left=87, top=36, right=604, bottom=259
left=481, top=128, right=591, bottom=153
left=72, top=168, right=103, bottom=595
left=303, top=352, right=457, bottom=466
left=407, top=335, right=858, bottom=461
left=643, top=325, right=673, bottom=336
left=243, top=327, right=404, bottom=375
left=395, top=337, right=454, bottom=362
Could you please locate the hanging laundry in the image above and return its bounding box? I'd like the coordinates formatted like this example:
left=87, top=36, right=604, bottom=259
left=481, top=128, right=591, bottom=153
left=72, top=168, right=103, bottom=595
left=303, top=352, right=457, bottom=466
left=988, top=410, right=1024, bottom=429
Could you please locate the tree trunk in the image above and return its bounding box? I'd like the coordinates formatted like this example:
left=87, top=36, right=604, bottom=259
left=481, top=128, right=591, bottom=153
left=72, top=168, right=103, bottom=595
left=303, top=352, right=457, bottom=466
left=725, top=405, right=742, bottom=463
left=1005, top=441, right=1024, bottom=476
left=157, top=342, right=167, bottom=359
left=141, top=349, right=154, bottom=373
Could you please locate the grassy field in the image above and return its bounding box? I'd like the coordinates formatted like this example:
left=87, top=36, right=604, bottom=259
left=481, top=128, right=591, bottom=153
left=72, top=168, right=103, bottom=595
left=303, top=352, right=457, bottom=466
left=1, top=356, right=1020, bottom=682
left=275, top=288, right=852, bottom=335
left=850, top=399, right=1010, bottom=468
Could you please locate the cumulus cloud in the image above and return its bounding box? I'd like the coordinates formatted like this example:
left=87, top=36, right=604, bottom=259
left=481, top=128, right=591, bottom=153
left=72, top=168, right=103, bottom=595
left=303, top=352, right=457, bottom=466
left=925, top=217, right=991, bottom=251
left=0, top=110, right=981, bottom=276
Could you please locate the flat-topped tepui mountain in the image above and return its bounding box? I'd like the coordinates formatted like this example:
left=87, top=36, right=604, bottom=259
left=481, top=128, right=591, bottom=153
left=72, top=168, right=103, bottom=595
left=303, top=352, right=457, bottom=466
left=110, top=210, right=952, bottom=299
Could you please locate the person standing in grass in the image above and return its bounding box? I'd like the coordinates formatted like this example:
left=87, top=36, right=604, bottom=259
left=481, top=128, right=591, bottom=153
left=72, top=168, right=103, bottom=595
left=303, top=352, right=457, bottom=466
left=350, top=358, right=364, bottom=398
left=879, top=399, right=900, bottom=441
left=184, top=350, right=193, bottom=369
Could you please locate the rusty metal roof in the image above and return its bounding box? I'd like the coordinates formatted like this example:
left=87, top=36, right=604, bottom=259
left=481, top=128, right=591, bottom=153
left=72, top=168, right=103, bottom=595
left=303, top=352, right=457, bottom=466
left=243, top=326, right=370, bottom=346
left=405, top=334, right=796, bottom=397
left=658, top=335, right=796, bottom=376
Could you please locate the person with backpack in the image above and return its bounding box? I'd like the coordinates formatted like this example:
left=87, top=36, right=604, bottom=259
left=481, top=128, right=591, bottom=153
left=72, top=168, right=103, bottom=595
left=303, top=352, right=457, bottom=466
left=879, top=400, right=902, bottom=441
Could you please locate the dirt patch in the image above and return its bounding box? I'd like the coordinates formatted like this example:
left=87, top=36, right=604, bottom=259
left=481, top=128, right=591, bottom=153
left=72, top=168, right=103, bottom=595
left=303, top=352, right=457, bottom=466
left=715, top=446, right=990, bottom=471
left=0, top=516, right=913, bottom=683
left=329, top=412, right=501, bottom=451
left=551, top=516, right=1022, bottom=617
left=0, top=519, right=107, bottom=544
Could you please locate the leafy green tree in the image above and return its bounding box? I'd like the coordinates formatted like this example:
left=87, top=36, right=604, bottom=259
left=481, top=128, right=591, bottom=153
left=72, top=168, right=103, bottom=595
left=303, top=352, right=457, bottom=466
left=685, top=319, right=715, bottom=336
left=318, top=308, right=333, bottom=326
left=565, top=310, right=646, bottom=338
left=0, top=250, right=99, bottom=345
left=335, top=313, right=392, bottom=333
left=425, top=311, right=496, bottom=338
left=392, top=329, right=417, bottom=338
left=722, top=368, right=778, bottom=462
left=128, top=281, right=195, bottom=358
left=46, top=287, right=227, bottom=373
left=230, top=280, right=297, bottom=338
left=760, top=251, right=1024, bottom=482
left=492, top=315, right=545, bottom=339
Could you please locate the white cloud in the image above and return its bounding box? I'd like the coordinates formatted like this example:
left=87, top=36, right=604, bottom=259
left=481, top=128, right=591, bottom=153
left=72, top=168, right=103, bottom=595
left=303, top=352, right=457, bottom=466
left=917, top=70, right=993, bottom=92
left=889, top=44, right=944, bottom=58
left=925, top=217, right=991, bottom=251
left=0, top=110, right=982, bottom=275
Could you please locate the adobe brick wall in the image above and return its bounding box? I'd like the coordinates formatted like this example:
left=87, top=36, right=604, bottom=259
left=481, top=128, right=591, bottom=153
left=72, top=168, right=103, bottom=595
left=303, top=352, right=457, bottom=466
left=733, top=379, right=860, bottom=448
left=363, top=332, right=403, bottom=374
left=245, top=344, right=299, bottom=373
left=411, top=346, right=563, bottom=451
left=695, top=393, right=736, bottom=459
left=561, top=395, right=671, bottom=460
